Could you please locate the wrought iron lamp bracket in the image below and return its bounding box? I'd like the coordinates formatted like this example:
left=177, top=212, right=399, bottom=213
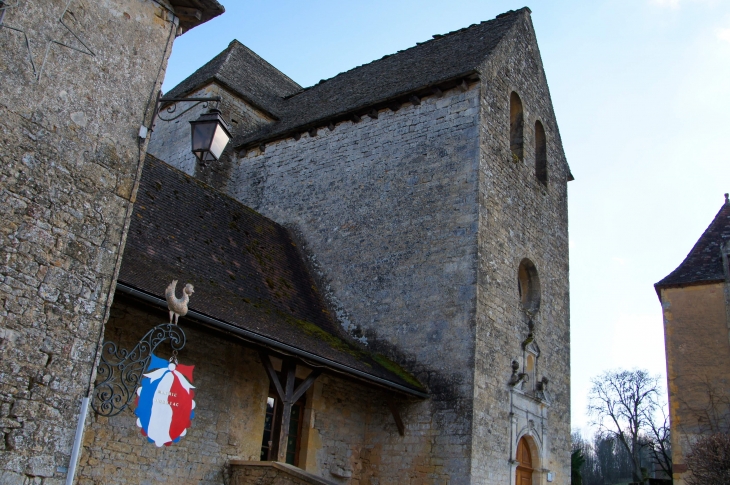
left=91, top=323, right=186, bottom=417
left=152, top=91, right=222, bottom=123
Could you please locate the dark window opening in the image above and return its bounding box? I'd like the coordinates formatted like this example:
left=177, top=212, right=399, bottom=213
left=518, top=258, right=541, bottom=315
left=535, top=120, right=547, bottom=185
left=260, top=388, right=306, bottom=465
left=510, top=92, right=524, bottom=161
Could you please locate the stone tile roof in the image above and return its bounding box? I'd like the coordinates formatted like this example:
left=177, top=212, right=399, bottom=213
left=656, top=198, right=730, bottom=289
left=234, top=8, right=527, bottom=148
left=164, top=40, right=302, bottom=118
left=169, top=0, right=225, bottom=33
left=118, top=155, right=425, bottom=394
left=163, top=8, right=528, bottom=147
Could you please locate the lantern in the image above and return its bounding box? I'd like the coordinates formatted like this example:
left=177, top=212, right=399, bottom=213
left=189, top=108, right=232, bottom=163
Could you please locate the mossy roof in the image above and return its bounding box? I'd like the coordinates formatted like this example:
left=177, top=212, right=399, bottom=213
left=118, top=155, right=426, bottom=395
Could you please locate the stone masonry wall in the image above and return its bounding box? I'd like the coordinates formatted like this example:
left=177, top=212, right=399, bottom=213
left=0, top=1, right=179, bottom=482
left=473, top=11, right=571, bottom=484
left=660, top=283, right=730, bottom=485
left=230, top=86, right=481, bottom=484
left=230, top=461, right=337, bottom=485
left=302, top=375, right=450, bottom=485
left=147, top=82, right=273, bottom=190
left=76, top=296, right=269, bottom=485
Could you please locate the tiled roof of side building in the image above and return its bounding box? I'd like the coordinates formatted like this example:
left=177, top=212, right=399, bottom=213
left=118, top=155, right=426, bottom=395
left=163, top=40, right=302, bottom=118
left=234, top=8, right=528, bottom=148
left=655, top=198, right=730, bottom=289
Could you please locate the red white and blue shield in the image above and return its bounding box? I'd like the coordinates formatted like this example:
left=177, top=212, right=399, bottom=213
left=134, top=354, right=196, bottom=446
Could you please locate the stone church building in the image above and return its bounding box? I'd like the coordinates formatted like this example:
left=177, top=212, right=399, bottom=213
left=0, top=2, right=571, bottom=484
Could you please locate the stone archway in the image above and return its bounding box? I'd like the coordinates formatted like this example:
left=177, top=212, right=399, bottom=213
left=515, top=436, right=534, bottom=485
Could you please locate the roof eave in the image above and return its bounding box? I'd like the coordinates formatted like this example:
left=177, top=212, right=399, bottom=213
left=115, top=282, right=429, bottom=398
left=234, top=71, right=481, bottom=152
left=169, top=0, right=225, bottom=33
left=654, top=278, right=726, bottom=300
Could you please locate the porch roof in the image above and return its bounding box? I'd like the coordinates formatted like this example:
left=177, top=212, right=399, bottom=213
left=116, top=155, right=427, bottom=397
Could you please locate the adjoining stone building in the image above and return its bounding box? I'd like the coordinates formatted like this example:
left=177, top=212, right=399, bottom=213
left=655, top=195, right=730, bottom=485
left=0, top=1, right=224, bottom=483
left=2, top=4, right=573, bottom=484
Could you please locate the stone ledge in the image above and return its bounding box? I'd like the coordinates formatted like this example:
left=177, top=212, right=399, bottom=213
left=230, top=461, right=338, bottom=485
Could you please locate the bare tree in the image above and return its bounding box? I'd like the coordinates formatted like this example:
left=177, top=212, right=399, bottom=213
left=680, top=380, right=730, bottom=484
left=645, top=407, right=672, bottom=478
left=588, top=369, right=662, bottom=484
left=685, top=433, right=730, bottom=485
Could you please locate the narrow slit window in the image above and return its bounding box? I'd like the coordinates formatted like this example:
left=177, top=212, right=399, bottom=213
left=535, top=120, right=547, bottom=185
left=510, top=92, right=524, bottom=161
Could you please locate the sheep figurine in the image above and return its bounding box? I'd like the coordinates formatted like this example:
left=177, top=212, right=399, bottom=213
left=165, top=280, right=194, bottom=324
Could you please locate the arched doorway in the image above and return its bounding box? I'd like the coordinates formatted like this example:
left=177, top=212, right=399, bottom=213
left=516, top=436, right=534, bottom=485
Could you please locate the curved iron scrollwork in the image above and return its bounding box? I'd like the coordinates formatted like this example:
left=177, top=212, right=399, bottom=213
left=91, top=323, right=186, bottom=417
left=156, top=98, right=219, bottom=122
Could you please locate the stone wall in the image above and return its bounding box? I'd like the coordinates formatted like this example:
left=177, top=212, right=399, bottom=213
left=660, top=283, right=730, bottom=485
left=0, top=0, right=180, bottom=482
left=75, top=296, right=269, bottom=484
left=230, top=85, right=481, bottom=484
left=230, top=461, right=338, bottom=485
left=147, top=82, right=273, bottom=190
left=473, top=11, right=571, bottom=483
left=302, top=375, right=450, bottom=484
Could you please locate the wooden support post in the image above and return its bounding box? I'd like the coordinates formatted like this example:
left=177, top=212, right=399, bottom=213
left=277, top=359, right=296, bottom=462
left=458, top=79, right=469, bottom=92
left=350, top=114, right=361, bottom=123
left=259, top=352, right=321, bottom=463
left=431, top=87, right=443, bottom=98
left=308, top=127, right=317, bottom=137
left=409, top=95, right=421, bottom=106
left=386, top=399, right=405, bottom=436
left=367, top=109, right=379, bottom=119
left=293, top=132, right=301, bottom=141
left=328, top=122, right=335, bottom=131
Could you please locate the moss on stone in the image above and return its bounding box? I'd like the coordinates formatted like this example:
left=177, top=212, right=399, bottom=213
left=372, top=354, right=425, bottom=390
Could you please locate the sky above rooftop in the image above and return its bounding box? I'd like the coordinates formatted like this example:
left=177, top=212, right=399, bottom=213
left=162, top=0, right=730, bottom=434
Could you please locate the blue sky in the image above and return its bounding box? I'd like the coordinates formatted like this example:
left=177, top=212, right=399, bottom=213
left=163, top=0, right=730, bottom=433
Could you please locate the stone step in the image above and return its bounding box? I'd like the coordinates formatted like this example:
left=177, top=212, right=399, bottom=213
left=230, top=461, right=339, bottom=485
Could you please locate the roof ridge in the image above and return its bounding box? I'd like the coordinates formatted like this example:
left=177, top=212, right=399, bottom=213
left=293, top=7, right=528, bottom=94
left=656, top=198, right=730, bottom=289
left=225, top=40, right=302, bottom=92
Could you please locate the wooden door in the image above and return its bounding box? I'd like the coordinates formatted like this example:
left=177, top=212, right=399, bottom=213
left=515, top=437, right=533, bottom=485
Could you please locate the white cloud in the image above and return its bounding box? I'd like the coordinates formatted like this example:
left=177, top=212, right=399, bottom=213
left=612, top=256, right=626, bottom=266
left=718, top=27, right=730, bottom=43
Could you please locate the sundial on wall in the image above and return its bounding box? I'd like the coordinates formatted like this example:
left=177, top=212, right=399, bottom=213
left=0, top=0, right=95, bottom=82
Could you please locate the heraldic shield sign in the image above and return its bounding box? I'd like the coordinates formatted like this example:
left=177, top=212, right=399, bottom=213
left=135, top=354, right=196, bottom=447
left=91, top=280, right=199, bottom=447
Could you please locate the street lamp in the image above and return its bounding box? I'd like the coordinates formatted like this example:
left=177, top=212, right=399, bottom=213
left=190, top=108, right=231, bottom=163
left=151, top=94, right=232, bottom=163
